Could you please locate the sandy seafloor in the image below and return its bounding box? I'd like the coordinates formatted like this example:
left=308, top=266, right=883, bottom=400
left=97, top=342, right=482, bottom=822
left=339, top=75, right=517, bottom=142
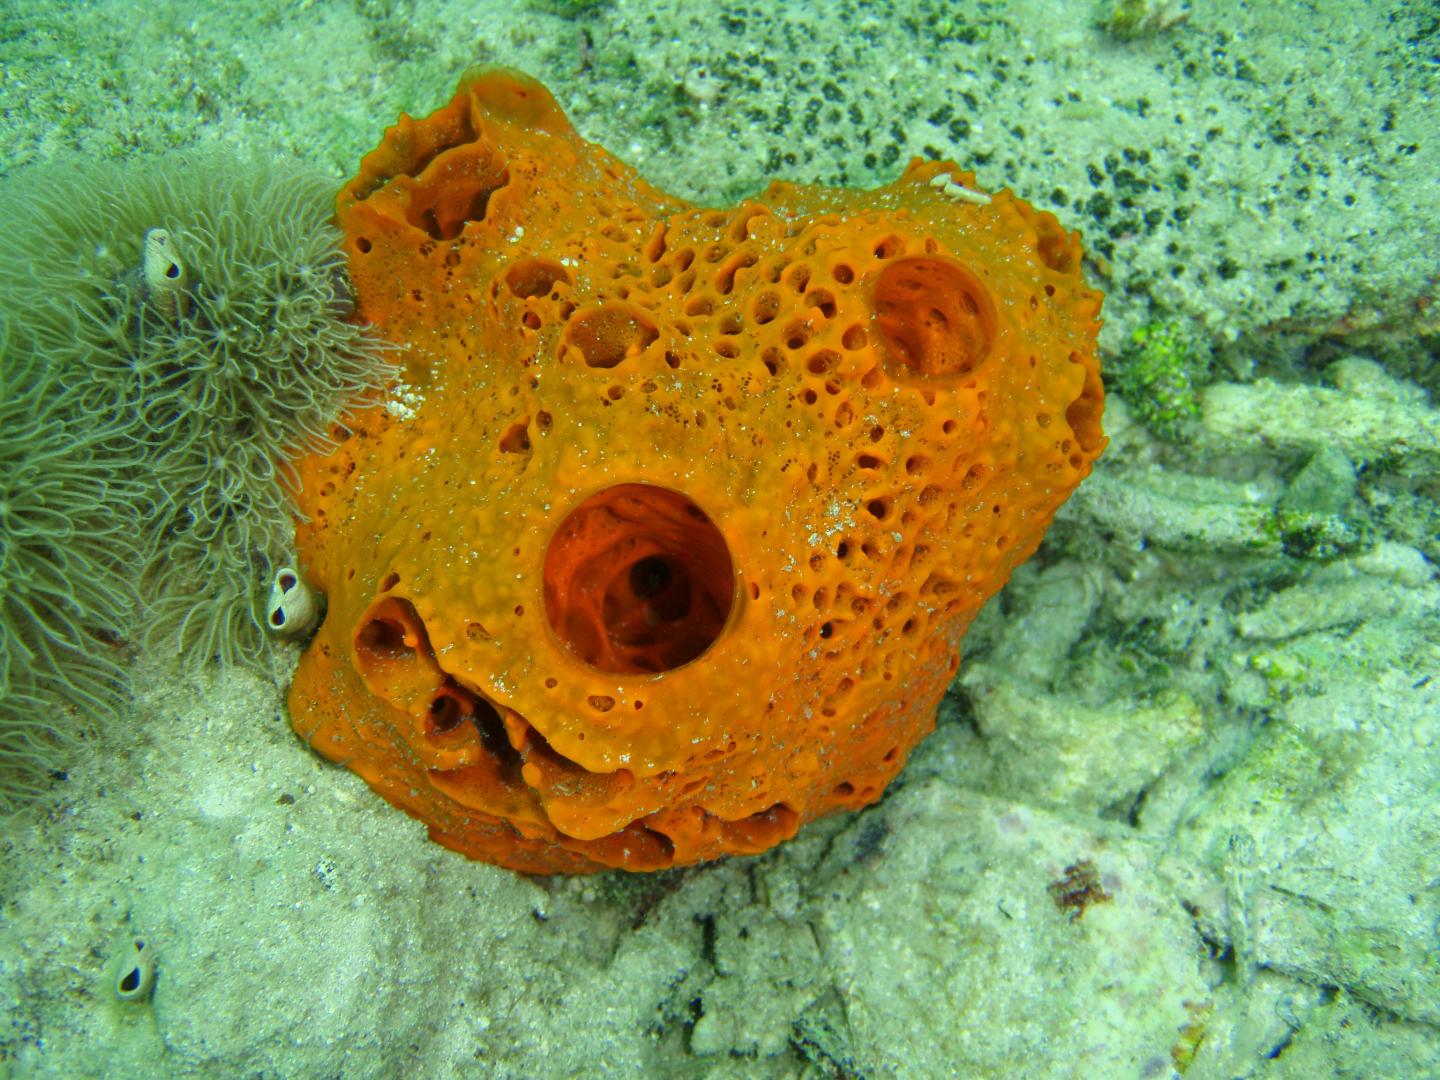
left=2, top=1, right=1438, bottom=1077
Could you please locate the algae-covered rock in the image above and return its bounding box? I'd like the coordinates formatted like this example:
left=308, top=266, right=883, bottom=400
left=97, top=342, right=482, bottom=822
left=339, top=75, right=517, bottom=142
left=802, top=780, right=1212, bottom=1077
left=1279, top=445, right=1357, bottom=518
left=962, top=676, right=1210, bottom=818
left=1236, top=545, right=1434, bottom=639
left=1066, top=465, right=1282, bottom=554
left=1168, top=560, right=1440, bottom=1029
left=690, top=907, right=824, bottom=1057
left=1231, top=989, right=1440, bottom=1076
left=1200, top=366, right=1440, bottom=472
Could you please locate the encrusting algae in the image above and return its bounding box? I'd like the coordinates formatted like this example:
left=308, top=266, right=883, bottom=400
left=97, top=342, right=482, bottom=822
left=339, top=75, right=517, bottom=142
left=286, top=67, right=1106, bottom=873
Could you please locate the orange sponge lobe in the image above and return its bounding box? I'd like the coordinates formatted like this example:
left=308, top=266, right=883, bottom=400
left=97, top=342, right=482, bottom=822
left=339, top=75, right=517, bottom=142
left=287, top=68, right=1105, bottom=873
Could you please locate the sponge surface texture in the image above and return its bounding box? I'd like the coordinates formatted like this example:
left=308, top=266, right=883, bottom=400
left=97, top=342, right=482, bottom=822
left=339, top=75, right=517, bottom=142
left=288, top=68, right=1105, bottom=873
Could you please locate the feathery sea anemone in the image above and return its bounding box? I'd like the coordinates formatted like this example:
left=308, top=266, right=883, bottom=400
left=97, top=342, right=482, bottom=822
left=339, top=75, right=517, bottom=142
left=0, top=152, right=393, bottom=808
left=0, top=152, right=393, bottom=669
left=0, top=314, right=142, bottom=811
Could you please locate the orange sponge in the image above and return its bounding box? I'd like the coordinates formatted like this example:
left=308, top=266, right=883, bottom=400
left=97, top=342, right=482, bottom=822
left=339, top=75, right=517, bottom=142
left=287, top=67, right=1105, bottom=874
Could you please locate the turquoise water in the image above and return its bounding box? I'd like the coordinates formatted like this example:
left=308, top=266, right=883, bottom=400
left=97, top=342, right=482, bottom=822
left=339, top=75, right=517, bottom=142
left=1, top=1, right=1436, bottom=1076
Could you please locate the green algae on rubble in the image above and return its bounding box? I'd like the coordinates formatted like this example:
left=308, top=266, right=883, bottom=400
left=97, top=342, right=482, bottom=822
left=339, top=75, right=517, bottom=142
left=1115, top=318, right=1209, bottom=441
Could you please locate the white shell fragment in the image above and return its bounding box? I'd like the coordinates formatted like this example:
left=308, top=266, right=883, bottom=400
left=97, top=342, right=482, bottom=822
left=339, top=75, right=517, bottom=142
left=266, top=566, right=321, bottom=638
left=928, top=171, right=992, bottom=205
left=141, top=228, right=190, bottom=317
left=110, top=939, right=156, bottom=1004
